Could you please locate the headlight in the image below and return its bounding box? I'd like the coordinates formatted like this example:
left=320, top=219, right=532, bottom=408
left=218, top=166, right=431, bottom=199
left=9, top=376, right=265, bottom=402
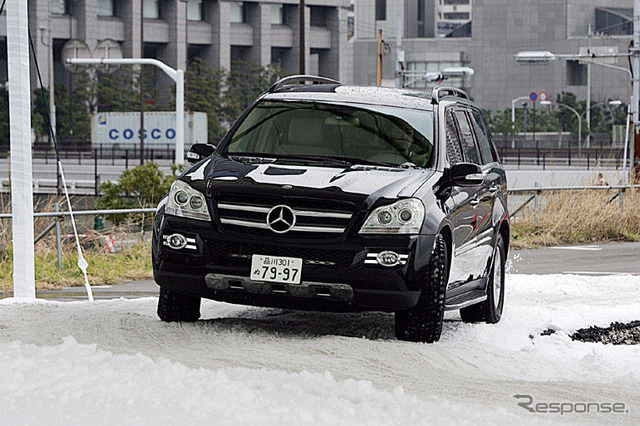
left=165, top=180, right=211, bottom=221
left=359, top=198, right=425, bottom=234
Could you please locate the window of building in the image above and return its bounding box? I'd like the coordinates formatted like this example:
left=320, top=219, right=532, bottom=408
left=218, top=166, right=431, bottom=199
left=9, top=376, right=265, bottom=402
left=271, top=4, right=285, bottom=25
left=97, top=0, right=114, bottom=17
left=50, top=0, right=71, bottom=15
left=566, top=60, right=587, bottom=86
left=443, top=12, right=469, bottom=20
left=375, top=0, right=386, bottom=21
left=310, top=7, right=328, bottom=27
left=143, top=0, right=161, bottom=19
left=443, top=0, right=470, bottom=5
left=187, top=0, right=203, bottom=21
left=230, top=2, right=246, bottom=24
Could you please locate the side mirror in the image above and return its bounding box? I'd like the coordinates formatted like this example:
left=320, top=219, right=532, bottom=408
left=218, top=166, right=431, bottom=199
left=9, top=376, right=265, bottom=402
left=449, top=162, right=483, bottom=185
left=186, top=143, right=216, bottom=164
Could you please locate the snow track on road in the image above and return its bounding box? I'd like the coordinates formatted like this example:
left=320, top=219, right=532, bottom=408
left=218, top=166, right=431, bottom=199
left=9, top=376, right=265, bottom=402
left=1, top=274, right=639, bottom=425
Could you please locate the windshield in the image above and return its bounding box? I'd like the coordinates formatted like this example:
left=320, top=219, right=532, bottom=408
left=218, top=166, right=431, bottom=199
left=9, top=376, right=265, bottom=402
left=223, top=100, right=434, bottom=167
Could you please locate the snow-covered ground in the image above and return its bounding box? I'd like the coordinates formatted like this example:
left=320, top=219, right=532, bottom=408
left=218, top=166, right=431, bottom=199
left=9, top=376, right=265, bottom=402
left=1, top=274, right=639, bottom=425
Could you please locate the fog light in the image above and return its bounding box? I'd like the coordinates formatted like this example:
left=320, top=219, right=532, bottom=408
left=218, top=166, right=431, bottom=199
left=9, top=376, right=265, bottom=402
left=167, top=233, right=187, bottom=250
left=377, top=251, right=400, bottom=267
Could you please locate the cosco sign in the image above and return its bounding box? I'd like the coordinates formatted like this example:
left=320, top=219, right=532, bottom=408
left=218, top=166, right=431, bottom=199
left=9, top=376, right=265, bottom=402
left=108, top=128, right=176, bottom=140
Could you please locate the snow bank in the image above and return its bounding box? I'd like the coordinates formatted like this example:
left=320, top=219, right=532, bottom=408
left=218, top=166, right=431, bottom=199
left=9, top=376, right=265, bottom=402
left=1, top=274, right=638, bottom=425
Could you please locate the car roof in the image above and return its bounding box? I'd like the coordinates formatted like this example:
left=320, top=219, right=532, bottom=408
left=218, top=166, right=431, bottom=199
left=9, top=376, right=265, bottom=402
left=263, top=85, right=438, bottom=110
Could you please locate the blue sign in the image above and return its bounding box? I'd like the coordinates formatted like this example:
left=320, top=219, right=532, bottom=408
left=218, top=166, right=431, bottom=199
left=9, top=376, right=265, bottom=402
left=529, top=92, right=538, bottom=102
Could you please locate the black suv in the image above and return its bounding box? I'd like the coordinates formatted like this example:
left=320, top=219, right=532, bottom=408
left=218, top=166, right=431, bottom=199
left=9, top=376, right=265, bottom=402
left=152, top=75, right=509, bottom=343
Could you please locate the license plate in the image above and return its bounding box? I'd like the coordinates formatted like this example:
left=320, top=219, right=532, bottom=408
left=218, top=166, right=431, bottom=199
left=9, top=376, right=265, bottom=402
left=250, top=255, right=303, bottom=284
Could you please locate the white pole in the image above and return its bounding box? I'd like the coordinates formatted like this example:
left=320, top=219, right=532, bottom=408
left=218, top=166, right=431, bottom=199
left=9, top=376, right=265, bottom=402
left=7, top=0, right=36, bottom=298
left=633, top=0, right=640, bottom=180
left=623, top=100, right=631, bottom=183
left=395, top=14, right=402, bottom=89
left=175, top=69, right=185, bottom=165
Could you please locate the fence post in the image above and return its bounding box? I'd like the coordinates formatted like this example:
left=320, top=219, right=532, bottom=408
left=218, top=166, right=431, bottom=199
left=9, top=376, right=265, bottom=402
left=534, top=182, right=539, bottom=225
left=126, top=150, right=129, bottom=170
left=619, top=188, right=625, bottom=220
left=543, top=152, right=546, bottom=170
left=94, top=149, right=98, bottom=196
left=55, top=203, right=62, bottom=270
left=587, top=150, right=590, bottom=170
left=112, top=145, right=115, bottom=166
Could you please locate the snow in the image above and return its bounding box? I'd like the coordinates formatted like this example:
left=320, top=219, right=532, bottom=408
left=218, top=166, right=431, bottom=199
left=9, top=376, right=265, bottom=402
left=1, top=274, right=639, bottom=425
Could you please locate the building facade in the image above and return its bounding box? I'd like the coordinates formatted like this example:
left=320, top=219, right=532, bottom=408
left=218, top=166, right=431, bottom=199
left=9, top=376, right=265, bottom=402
left=0, top=0, right=351, bottom=96
left=353, top=0, right=634, bottom=112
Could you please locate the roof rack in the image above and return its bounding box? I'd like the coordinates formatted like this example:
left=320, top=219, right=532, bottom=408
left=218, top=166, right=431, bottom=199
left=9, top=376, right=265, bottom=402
left=268, top=75, right=341, bottom=93
left=430, top=86, right=469, bottom=104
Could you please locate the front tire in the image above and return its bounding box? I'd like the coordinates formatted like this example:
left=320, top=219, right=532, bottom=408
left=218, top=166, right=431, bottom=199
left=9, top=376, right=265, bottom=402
left=395, top=234, right=449, bottom=343
left=157, top=286, right=201, bottom=322
left=460, top=235, right=505, bottom=323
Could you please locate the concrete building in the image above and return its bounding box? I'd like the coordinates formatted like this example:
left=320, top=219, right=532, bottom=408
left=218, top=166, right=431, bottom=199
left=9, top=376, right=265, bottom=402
left=0, top=0, right=351, bottom=97
left=353, top=0, right=634, bottom=112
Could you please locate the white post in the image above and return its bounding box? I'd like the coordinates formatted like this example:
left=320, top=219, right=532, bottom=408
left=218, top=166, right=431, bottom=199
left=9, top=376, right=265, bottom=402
left=7, top=0, right=36, bottom=298
left=395, top=14, right=402, bottom=89
left=175, top=69, right=185, bottom=165
left=633, top=0, right=640, bottom=179
left=623, top=100, right=631, bottom=183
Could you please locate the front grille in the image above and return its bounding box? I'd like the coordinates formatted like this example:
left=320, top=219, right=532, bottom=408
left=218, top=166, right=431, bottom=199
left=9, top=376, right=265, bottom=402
left=209, top=240, right=354, bottom=267
left=215, top=194, right=354, bottom=237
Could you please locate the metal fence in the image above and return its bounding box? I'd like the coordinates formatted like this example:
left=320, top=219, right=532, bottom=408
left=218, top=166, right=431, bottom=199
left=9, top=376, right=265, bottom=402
left=1, top=185, right=639, bottom=269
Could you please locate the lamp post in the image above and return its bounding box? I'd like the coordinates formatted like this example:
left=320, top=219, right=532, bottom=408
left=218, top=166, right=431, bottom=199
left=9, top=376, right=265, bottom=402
left=511, top=96, right=529, bottom=148
left=401, top=67, right=475, bottom=88
left=541, top=99, right=622, bottom=149
left=540, top=100, right=581, bottom=148
left=67, top=58, right=185, bottom=165
left=514, top=48, right=636, bottom=179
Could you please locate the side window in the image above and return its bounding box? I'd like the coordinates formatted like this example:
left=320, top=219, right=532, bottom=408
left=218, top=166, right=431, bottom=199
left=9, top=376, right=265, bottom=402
left=445, top=110, right=463, bottom=165
left=453, top=110, right=481, bottom=165
left=470, top=110, right=495, bottom=164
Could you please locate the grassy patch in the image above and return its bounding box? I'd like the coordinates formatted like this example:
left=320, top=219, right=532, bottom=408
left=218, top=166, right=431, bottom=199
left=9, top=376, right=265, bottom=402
left=0, top=241, right=153, bottom=292
left=511, top=189, right=640, bottom=249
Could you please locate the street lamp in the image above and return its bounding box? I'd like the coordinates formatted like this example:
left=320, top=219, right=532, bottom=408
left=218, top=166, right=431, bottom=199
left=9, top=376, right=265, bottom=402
left=540, top=100, right=581, bottom=148
left=514, top=50, right=633, bottom=149
left=540, top=99, right=622, bottom=149
left=511, top=96, right=530, bottom=148
left=402, top=67, right=474, bottom=88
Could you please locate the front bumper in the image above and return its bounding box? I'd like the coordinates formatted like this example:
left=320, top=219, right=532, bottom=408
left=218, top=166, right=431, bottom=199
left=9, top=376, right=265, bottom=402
left=153, top=214, right=436, bottom=312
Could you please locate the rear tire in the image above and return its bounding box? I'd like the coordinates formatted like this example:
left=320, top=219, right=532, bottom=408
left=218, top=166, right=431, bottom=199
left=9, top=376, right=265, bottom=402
left=395, top=234, right=449, bottom=343
left=460, top=235, right=505, bottom=324
left=157, top=286, right=201, bottom=322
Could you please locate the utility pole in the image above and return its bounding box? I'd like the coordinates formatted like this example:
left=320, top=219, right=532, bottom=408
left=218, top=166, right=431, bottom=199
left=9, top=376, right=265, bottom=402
left=140, top=0, right=145, bottom=165
left=395, top=14, right=403, bottom=88
left=377, top=29, right=383, bottom=86
left=299, top=0, right=305, bottom=74
left=586, top=24, right=592, bottom=149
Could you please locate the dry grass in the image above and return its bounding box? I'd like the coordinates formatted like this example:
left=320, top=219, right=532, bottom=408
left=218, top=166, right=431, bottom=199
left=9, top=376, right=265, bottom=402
left=0, top=240, right=152, bottom=292
left=511, top=188, right=640, bottom=248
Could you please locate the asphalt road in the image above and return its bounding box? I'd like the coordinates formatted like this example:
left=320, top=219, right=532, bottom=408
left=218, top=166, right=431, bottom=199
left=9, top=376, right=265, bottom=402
left=21, top=241, right=640, bottom=301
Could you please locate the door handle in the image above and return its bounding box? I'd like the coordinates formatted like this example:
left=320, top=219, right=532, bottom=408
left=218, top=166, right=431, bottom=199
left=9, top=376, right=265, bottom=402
left=489, top=185, right=499, bottom=194
left=470, top=198, right=480, bottom=207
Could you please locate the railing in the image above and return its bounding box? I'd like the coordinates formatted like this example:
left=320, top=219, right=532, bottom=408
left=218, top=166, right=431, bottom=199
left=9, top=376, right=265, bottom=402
left=498, top=147, right=626, bottom=170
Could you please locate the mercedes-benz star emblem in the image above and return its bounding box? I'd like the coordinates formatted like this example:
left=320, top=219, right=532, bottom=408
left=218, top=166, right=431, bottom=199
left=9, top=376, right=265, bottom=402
left=266, top=205, right=296, bottom=233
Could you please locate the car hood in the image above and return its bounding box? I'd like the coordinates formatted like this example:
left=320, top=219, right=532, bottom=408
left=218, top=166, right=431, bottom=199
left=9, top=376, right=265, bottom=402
left=182, top=155, right=434, bottom=199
